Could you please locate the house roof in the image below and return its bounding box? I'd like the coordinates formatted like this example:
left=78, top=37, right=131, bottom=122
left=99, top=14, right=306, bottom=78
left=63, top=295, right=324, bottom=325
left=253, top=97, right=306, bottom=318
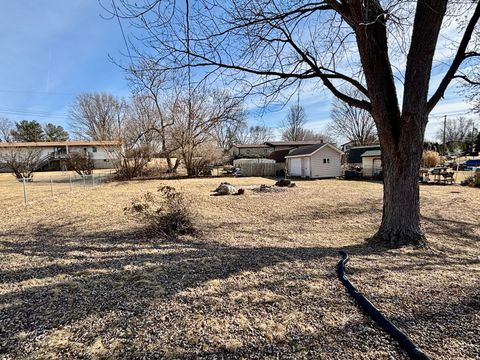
left=361, top=150, right=381, bottom=157
left=0, top=140, right=121, bottom=148
left=347, top=145, right=381, bottom=163
left=269, top=149, right=292, bottom=163
left=265, top=141, right=323, bottom=147
left=233, top=144, right=270, bottom=148
left=285, top=143, right=343, bottom=158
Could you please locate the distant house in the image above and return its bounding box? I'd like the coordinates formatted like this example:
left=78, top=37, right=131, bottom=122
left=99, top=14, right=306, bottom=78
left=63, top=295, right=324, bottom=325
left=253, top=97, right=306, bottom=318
left=228, top=144, right=272, bottom=158
left=361, top=149, right=382, bottom=177
left=343, top=144, right=382, bottom=177
left=285, top=143, right=343, bottom=178
left=0, top=140, right=121, bottom=172
left=346, top=144, right=381, bottom=167
left=229, top=140, right=324, bottom=161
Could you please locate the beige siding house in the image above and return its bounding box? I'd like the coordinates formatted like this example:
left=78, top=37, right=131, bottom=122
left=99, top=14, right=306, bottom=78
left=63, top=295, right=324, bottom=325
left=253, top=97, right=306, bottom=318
left=0, top=141, right=121, bottom=171
left=361, top=150, right=382, bottom=177
left=229, top=144, right=272, bottom=158
left=285, top=143, right=343, bottom=178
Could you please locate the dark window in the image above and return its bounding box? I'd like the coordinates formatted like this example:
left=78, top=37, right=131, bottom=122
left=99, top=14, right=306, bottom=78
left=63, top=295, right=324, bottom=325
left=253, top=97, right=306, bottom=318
left=92, top=146, right=97, bottom=153
left=323, top=158, right=330, bottom=164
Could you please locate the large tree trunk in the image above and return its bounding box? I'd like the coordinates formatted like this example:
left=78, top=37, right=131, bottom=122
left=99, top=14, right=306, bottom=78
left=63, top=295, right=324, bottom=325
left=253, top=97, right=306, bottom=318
left=372, top=126, right=426, bottom=247
left=349, top=0, right=446, bottom=247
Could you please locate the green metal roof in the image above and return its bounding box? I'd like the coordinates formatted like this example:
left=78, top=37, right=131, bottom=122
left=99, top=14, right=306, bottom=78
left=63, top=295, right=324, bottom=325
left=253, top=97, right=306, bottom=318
left=361, top=150, right=381, bottom=157
left=347, top=145, right=381, bottom=163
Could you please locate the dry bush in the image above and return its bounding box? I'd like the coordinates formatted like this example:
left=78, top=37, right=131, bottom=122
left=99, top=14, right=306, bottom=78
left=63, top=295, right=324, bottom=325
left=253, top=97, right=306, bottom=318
left=0, top=148, right=42, bottom=179
left=460, top=174, right=480, bottom=187
left=113, top=144, right=152, bottom=180
left=422, top=150, right=441, bottom=168
left=124, top=185, right=196, bottom=238
left=66, top=152, right=94, bottom=176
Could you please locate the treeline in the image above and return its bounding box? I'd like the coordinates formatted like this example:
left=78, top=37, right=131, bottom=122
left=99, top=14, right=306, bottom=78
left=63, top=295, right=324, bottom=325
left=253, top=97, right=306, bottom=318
left=0, top=119, right=69, bottom=142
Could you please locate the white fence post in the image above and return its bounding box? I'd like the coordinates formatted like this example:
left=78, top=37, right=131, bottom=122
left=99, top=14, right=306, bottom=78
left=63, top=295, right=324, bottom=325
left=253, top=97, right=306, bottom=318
left=69, top=174, right=72, bottom=192
left=92, top=173, right=95, bottom=187
left=50, top=176, right=54, bottom=197
left=22, top=177, right=28, bottom=207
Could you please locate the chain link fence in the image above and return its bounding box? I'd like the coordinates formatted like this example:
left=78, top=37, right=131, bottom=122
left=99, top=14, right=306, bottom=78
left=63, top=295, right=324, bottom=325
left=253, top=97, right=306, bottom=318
left=12, top=171, right=115, bottom=207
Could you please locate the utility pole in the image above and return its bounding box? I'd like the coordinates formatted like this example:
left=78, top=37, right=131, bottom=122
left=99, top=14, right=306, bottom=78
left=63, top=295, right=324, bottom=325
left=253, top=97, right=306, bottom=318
left=442, top=115, right=447, bottom=155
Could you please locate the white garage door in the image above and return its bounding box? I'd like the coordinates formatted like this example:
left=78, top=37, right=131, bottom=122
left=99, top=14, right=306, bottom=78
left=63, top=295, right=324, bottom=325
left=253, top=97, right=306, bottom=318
left=289, top=158, right=302, bottom=176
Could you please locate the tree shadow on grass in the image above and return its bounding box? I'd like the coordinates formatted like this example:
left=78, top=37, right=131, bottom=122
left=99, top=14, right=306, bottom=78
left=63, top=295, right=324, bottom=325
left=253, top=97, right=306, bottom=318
left=1, top=205, right=476, bottom=358
left=0, top=223, right=389, bottom=358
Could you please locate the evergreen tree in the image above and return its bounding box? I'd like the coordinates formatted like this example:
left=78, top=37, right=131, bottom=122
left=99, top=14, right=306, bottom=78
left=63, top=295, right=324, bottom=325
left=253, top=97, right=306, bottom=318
left=11, top=120, right=45, bottom=142
left=44, top=123, right=69, bottom=141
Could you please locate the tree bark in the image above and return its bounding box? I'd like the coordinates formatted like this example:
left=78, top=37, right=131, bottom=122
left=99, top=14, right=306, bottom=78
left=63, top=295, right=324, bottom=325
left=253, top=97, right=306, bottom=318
left=348, top=0, right=447, bottom=247
left=372, top=121, right=427, bottom=247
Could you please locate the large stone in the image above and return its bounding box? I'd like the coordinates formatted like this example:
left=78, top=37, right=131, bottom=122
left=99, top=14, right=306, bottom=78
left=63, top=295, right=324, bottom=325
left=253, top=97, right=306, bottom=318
left=214, top=182, right=237, bottom=195
left=275, top=179, right=292, bottom=187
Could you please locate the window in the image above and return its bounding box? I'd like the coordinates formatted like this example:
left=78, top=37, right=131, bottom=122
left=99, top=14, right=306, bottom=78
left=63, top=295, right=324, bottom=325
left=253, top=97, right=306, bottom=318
left=323, top=158, right=330, bottom=164
left=92, top=146, right=97, bottom=153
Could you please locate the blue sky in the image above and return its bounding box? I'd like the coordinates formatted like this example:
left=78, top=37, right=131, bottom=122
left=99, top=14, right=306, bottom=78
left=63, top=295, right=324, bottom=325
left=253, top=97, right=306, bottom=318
left=0, top=1, right=129, bottom=128
left=0, top=1, right=475, bottom=142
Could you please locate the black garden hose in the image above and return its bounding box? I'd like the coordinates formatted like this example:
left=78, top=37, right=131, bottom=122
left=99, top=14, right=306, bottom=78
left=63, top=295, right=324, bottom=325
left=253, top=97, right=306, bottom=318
left=337, top=251, right=431, bottom=360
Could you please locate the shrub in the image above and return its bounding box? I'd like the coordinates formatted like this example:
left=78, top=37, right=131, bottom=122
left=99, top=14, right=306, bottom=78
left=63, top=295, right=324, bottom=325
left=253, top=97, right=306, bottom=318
left=422, top=150, right=441, bottom=168
left=460, top=174, right=480, bottom=188
left=114, top=144, right=152, bottom=180
left=0, top=148, right=42, bottom=179
left=66, top=152, right=94, bottom=176
left=124, top=186, right=196, bottom=238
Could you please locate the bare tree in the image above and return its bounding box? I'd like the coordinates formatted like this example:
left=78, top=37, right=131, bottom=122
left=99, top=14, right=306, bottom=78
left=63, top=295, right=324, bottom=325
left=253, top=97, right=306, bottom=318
left=169, top=86, right=244, bottom=176
left=0, top=117, right=13, bottom=142
left=436, top=116, right=475, bottom=143
left=127, top=61, right=180, bottom=172
left=302, top=129, right=336, bottom=144
left=214, top=116, right=247, bottom=151
left=69, top=92, right=127, bottom=140
left=109, top=1, right=480, bottom=246
left=329, top=94, right=378, bottom=145
left=281, top=104, right=307, bottom=141
left=0, top=148, right=42, bottom=179
left=236, top=124, right=274, bottom=144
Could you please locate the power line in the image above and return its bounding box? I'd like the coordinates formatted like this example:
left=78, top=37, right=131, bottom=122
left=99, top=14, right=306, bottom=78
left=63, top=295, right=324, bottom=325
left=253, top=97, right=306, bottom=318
left=112, top=0, right=133, bottom=62
left=0, top=89, right=74, bottom=96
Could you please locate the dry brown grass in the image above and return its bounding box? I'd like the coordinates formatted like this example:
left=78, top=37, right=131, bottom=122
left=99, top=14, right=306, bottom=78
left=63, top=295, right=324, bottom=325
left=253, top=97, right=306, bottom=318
left=0, top=173, right=478, bottom=359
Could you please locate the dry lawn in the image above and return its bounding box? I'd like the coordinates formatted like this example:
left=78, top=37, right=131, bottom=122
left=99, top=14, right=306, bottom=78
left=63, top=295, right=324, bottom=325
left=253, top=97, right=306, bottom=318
left=0, top=173, right=478, bottom=359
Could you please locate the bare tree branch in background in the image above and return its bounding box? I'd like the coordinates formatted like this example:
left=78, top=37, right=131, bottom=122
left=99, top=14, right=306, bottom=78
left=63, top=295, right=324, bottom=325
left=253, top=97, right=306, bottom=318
left=69, top=92, right=127, bottom=141
left=169, top=86, right=244, bottom=176
left=127, top=61, right=181, bottom=172
left=436, top=116, right=476, bottom=143
left=281, top=104, right=307, bottom=141
left=214, top=115, right=247, bottom=151
left=328, top=93, right=378, bottom=146
left=302, top=129, right=336, bottom=144
left=235, top=124, right=274, bottom=144
left=0, top=117, right=13, bottom=142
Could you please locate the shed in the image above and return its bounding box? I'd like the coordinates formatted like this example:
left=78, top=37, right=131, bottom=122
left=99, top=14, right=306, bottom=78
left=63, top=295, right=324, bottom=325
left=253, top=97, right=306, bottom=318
left=361, top=149, right=382, bottom=177
left=285, top=143, right=343, bottom=178
left=346, top=145, right=381, bottom=166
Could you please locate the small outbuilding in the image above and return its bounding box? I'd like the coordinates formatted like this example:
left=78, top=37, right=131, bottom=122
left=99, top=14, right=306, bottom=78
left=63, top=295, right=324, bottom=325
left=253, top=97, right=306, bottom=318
left=361, top=149, right=382, bottom=177
left=285, top=143, right=343, bottom=178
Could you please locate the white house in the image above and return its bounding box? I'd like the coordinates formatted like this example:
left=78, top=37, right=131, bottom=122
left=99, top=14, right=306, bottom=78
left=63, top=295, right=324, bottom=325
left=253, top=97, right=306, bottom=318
left=0, top=140, right=121, bottom=171
left=361, top=149, right=382, bottom=177
left=285, top=143, right=343, bottom=178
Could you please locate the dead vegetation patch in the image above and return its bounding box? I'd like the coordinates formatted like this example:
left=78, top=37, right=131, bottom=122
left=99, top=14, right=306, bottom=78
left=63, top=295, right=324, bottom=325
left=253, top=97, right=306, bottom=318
left=0, top=174, right=478, bottom=359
